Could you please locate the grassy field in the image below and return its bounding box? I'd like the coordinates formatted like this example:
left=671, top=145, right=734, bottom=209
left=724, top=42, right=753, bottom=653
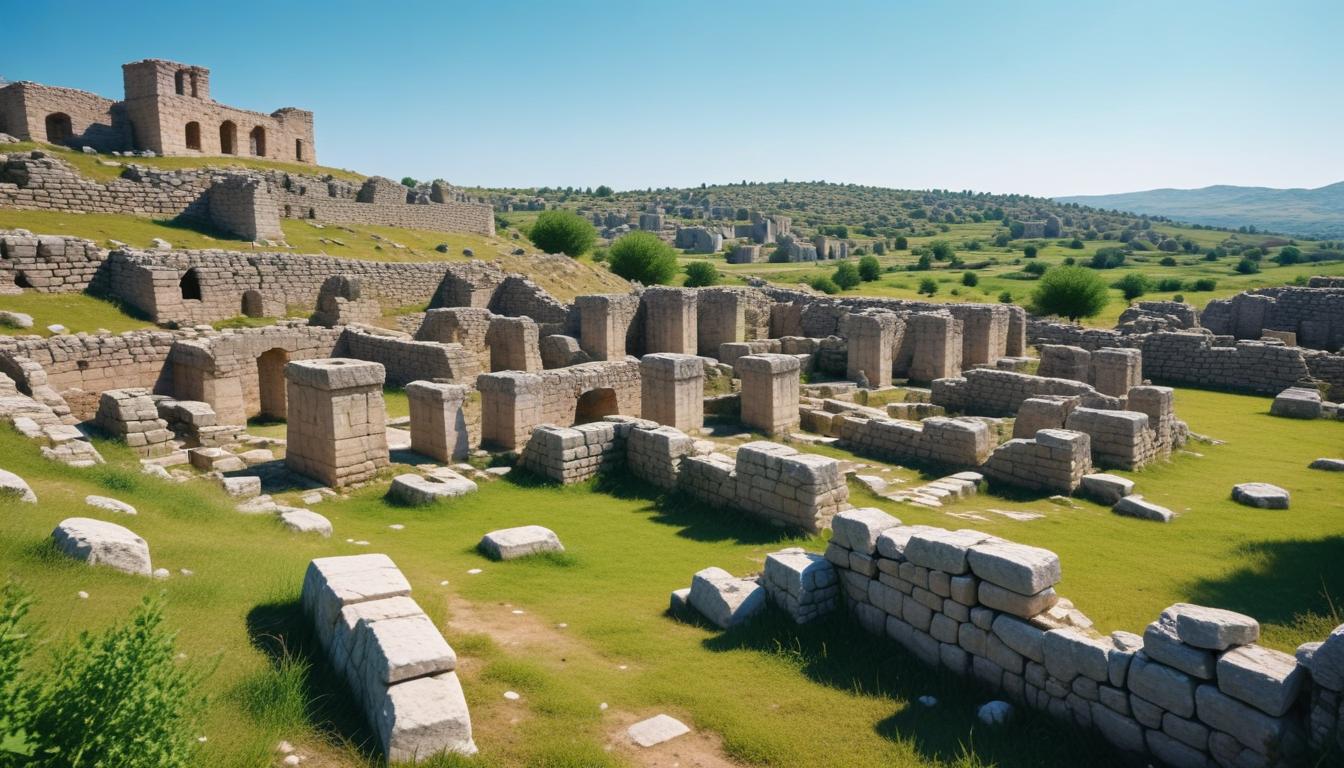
left=1, top=387, right=1339, bottom=767
left=0, top=291, right=154, bottom=336
left=4, top=141, right=367, bottom=184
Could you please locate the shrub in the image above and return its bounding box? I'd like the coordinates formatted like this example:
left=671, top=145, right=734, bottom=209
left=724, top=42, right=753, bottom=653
left=913, top=254, right=932, bottom=271
left=1274, top=245, right=1302, bottom=265
left=1114, top=272, right=1151, bottom=300
left=930, top=241, right=955, bottom=261
left=1159, top=256, right=1177, bottom=266
left=1158, top=277, right=1183, bottom=292
left=961, top=271, right=978, bottom=287
left=917, top=277, right=938, bottom=295
left=998, top=291, right=1014, bottom=303
left=994, top=233, right=1011, bottom=247
left=894, top=236, right=908, bottom=250
left=1023, top=244, right=1038, bottom=258
left=590, top=247, right=607, bottom=263
left=683, top=261, right=720, bottom=287
left=1235, top=257, right=1260, bottom=274
left=594, top=185, right=613, bottom=197
left=1063, top=256, right=1076, bottom=266
left=527, top=210, right=597, bottom=257
left=872, top=241, right=886, bottom=255
left=1069, top=238, right=1085, bottom=249
left=833, top=262, right=862, bottom=290
left=809, top=275, right=839, bottom=294
left=1031, top=265, right=1109, bottom=321
left=1190, top=278, right=1218, bottom=291
left=400, top=176, right=418, bottom=188
left=857, top=255, right=881, bottom=282
left=1023, top=261, right=1048, bottom=276
left=1089, top=248, right=1126, bottom=269
left=607, top=232, right=678, bottom=284
left=1173, top=293, right=1185, bottom=302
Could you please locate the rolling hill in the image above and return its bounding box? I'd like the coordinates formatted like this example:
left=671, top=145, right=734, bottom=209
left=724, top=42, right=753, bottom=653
left=1056, top=182, right=1344, bottom=239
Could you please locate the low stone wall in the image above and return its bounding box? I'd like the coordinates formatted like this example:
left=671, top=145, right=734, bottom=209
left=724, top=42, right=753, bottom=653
left=983, top=428, right=1092, bottom=494
left=1202, top=286, right=1344, bottom=351
left=337, top=328, right=476, bottom=387
left=1141, top=333, right=1316, bottom=396
left=477, top=360, right=641, bottom=450
left=837, top=415, right=993, bottom=469
left=932, top=368, right=1118, bottom=416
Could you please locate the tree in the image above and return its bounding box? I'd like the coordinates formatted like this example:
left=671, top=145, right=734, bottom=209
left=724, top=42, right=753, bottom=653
left=1023, top=244, right=1038, bottom=258
left=1115, top=272, right=1151, bottom=300
left=961, top=271, right=979, bottom=287
left=1274, top=245, right=1302, bottom=265
left=873, top=241, right=887, bottom=255
left=917, top=277, right=938, bottom=295
left=930, top=241, right=955, bottom=261
left=894, top=236, right=908, bottom=250
left=833, top=261, right=862, bottom=290
left=594, top=185, right=613, bottom=197
left=400, top=176, right=418, bottom=188
left=858, top=255, right=881, bottom=282
left=809, top=275, right=839, bottom=294
left=683, top=261, right=720, bottom=287
left=1235, top=257, right=1260, bottom=274
left=1031, top=265, right=1109, bottom=321
left=607, top=232, right=678, bottom=285
left=527, top=210, right=597, bottom=257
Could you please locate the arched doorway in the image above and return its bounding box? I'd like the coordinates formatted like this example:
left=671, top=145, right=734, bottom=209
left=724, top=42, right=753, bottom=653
left=256, top=348, right=289, bottom=420
left=179, top=268, right=202, bottom=300
left=185, top=121, right=201, bottom=150
left=249, top=126, right=266, bottom=157
left=219, top=121, right=236, bottom=155
left=241, top=290, right=264, bottom=318
left=574, top=388, right=619, bottom=424
left=44, top=113, right=72, bottom=145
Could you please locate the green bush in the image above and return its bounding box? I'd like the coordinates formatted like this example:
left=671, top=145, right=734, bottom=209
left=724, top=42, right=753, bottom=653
left=607, top=232, right=679, bottom=285
left=683, top=261, right=720, bottom=287
left=998, top=291, right=1014, bottom=303
left=1069, top=238, right=1085, bottom=249
left=912, top=254, right=932, bottom=271
left=527, top=210, right=598, bottom=257
left=1114, top=273, right=1151, bottom=300
left=961, top=271, right=978, bottom=287
left=1159, top=256, right=1177, bottom=266
left=809, top=275, right=840, bottom=294
left=930, top=241, right=955, bottom=261
left=1031, top=265, right=1109, bottom=321
left=833, top=262, right=862, bottom=290
left=1023, top=244, right=1038, bottom=258
left=917, top=277, right=938, bottom=295
left=857, top=255, right=881, bottom=282
left=1235, top=257, right=1260, bottom=274
left=1023, top=261, right=1048, bottom=277
left=1158, top=277, right=1183, bottom=292
left=1089, top=248, right=1126, bottom=269
left=1274, top=245, right=1302, bottom=265
left=894, top=236, right=908, bottom=250
left=1190, top=278, right=1218, bottom=291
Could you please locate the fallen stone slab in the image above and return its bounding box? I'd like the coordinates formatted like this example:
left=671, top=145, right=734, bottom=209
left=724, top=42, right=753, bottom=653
left=1231, top=483, right=1290, bottom=510
left=1309, top=458, right=1344, bottom=472
left=1270, top=387, right=1322, bottom=419
left=188, top=447, right=246, bottom=473
left=375, top=671, right=477, bottom=761
left=280, top=508, right=333, bottom=537
left=0, top=468, right=37, bottom=503
left=1112, top=495, right=1173, bottom=523
left=219, top=475, right=262, bottom=499
left=51, top=517, right=151, bottom=576
left=688, top=567, right=766, bottom=629
left=477, top=525, right=563, bottom=560
left=85, top=494, right=137, bottom=515
left=627, top=714, right=690, bottom=747
left=1079, top=473, right=1134, bottom=506
left=388, top=471, right=478, bottom=505
left=0, top=311, right=34, bottom=329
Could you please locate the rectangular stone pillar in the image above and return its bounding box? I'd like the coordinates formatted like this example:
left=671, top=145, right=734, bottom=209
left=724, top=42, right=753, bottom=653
left=906, top=312, right=963, bottom=382
left=642, top=287, right=697, bottom=354
left=640, top=353, right=704, bottom=433
left=406, top=381, right=469, bottom=462
left=844, top=312, right=900, bottom=388
left=1038, top=344, right=1092, bottom=383
left=285, top=358, right=389, bottom=488
left=1127, top=385, right=1176, bottom=458
left=576, top=294, right=639, bottom=361
left=1090, top=348, right=1143, bottom=396
left=1005, top=305, right=1027, bottom=357
left=696, top=290, right=746, bottom=357
left=958, top=305, right=1009, bottom=368
left=485, top=316, right=542, bottom=372
left=737, top=353, right=800, bottom=436
left=477, top=371, right=544, bottom=450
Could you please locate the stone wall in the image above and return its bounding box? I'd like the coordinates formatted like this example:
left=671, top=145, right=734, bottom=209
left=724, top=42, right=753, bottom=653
left=932, top=368, right=1118, bottom=416
left=477, top=360, right=641, bottom=450
left=1202, top=286, right=1344, bottom=351
left=336, top=328, right=477, bottom=388
left=837, top=415, right=993, bottom=469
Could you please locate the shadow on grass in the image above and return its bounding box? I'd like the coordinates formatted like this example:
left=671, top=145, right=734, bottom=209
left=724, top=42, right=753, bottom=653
left=703, top=607, right=1141, bottom=768
left=1183, top=536, right=1344, bottom=631
left=243, top=597, right=378, bottom=761
left=595, top=472, right=798, bottom=546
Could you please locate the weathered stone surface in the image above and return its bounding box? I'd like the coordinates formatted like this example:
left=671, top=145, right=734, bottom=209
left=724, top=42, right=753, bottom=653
left=1112, top=495, right=1173, bottom=523
left=1165, top=603, right=1259, bottom=650
left=1194, top=683, right=1295, bottom=754
left=280, top=508, right=333, bottom=537
left=905, top=529, right=994, bottom=574
left=477, top=525, right=563, bottom=560
left=1216, top=644, right=1304, bottom=717
left=688, top=567, right=765, bottom=629
left=0, top=468, right=37, bottom=503
left=303, top=554, right=413, bottom=644
left=992, top=614, right=1046, bottom=663
left=830, top=507, right=902, bottom=554
left=1043, top=627, right=1112, bottom=683
left=628, top=714, right=690, bottom=747
left=1309, top=458, right=1344, bottom=472
left=1079, top=473, right=1134, bottom=505
left=388, top=471, right=478, bottom=505
left=1270, top=386, right=1321, bottom=419
left=875, top=524, right=941, bottom=561
left=1144, top=616, right=1217, bottom=679
left=1230, top=482, right=1290, bottom=509
left=353, top=613, right=457, bottom=687
left=978, top=581, right=1057, bottom=618
left=85, top=494, right=136, bottom=515
left=51, top=517, right=151, bottom=576
left=1091, top=701, right=1145, bottom=752
left=375, top=672, right=477, bottom=761
left=1304, top=623, right=1344, bottom=690
left=966, top=540, right=1060, bottom=596
left=1128, top=653, right=1197, bottom=718
left=219, top=475, right=262, bottom=499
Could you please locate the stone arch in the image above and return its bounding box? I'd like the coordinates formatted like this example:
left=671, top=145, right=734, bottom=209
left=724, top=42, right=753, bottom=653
left=241, top=290, right=265, bottom=318
left=44, top=113, right=72, bottom=145
left=219, top=121, right=236, bottom=155
left=256, top=348, right=289, bottom=420
left=185, top=121, right=201, bottom=150
left=574, top=387, right=619, bottom=424
left=249, top=126, right=266, bottom=157
left=179, top=268, right=202, bottom=301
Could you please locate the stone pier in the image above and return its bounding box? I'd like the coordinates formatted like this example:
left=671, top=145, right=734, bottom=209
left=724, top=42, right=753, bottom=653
left=905, top=312, right=962, bottom=382
left=406, top=381, right=470, bottom=462
left=477, top=372, right=543, bottom=450
left=845, top=313, right=899, bottom=388
left=642, top=287, right=697, bottom=354
left=696, top=290, right=746, bottom=358
left=575, top=293, right=639, bottom=361
left=1091, top=348, right=1143, bottom=397
left=959, top=305, right=1009, bottom=368
left=485, top=316, right=542, bottom=372
left=284, top=358, right=389, bottom=488
left=737, top=353, right=800, bottom=436
left=640, top=353, right=704, bottom=433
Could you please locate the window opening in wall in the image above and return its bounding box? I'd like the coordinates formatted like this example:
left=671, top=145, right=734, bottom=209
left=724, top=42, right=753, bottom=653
left=185, top=121, right=201, bottom=150
left=249, top=126, right=266, bottom=156
left=44, top=113, right=72, bottom=144
left=219, top=121, right=236, bottom=154
left=179, top=268, right=202, bottom=300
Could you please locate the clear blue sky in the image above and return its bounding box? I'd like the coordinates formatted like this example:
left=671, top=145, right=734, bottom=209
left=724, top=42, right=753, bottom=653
left=3, top=0, right=1340, bottom=196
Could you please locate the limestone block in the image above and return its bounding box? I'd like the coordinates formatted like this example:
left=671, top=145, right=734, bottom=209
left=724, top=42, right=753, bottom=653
left=51, top=517, right=151, bottom=576
left=904, top=528, right=995, bottom=574
left=1166, top=603, right=1260, bottom=650
left=1112, top=495, right=1173, bottom=523
left=85, top=494, right=136, bottom=515
left=375, top=672, right=477, bottom=761
left=388, top=471, right=478, bottom=505
left=477, top=525, right=563, bottom=560
left=1144, top=616, right=1216, bottom=679
left=875, top=524, right=943, bottom=561
left=1080, top=473, right=1134, bottom=505
left=219, top=475, right=262, bottom=499
left=628, top=714, right=690, bottom=747
left=1128, top=653, right=1197, bottom=718
left=978, top=581, right=1058, bottom=618
left=830, top=507, right=902, bottom=555
left=688, top=566, right=765, bottom=629
left=1217, top=644, right=1304, bottom=717
left=1231, top=482, right=1290, bottom=509
left=302, top=554, right=413, bottom=647
left=280, top=508, right=333, bottom=537
left=1194, top=683, right=1297, bottom=756
left=1270, top=387, right=1321, bottom=419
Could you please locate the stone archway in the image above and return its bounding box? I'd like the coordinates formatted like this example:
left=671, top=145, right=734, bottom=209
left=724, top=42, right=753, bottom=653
left=241, top=290, right=264, bottom=318
left=249, top=126, right=266, bottom=157
left=256, top=348, right=289, bottom=420
left=220, top=121, right=237, bottom=155
left=44, top=113, right=72, bottom=145
left=179, top=268, right=202, bottom=300
left=574, top=387, right=619, bottom=424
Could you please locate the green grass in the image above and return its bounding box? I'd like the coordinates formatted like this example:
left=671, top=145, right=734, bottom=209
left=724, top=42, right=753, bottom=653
left=0, top=387, right=1339, bottom=766
left=6, top=141, right=366, bottom=184
left=0, top=291, right=154, bottom=336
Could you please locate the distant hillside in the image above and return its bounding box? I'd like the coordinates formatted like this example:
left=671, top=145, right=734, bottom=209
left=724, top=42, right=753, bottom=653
left=1056, top=182, right=1344, bottom=239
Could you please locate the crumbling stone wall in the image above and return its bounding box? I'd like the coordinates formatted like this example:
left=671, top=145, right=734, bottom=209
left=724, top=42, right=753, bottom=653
left=336, top=328, right=477, bottom=388
left=477, top=360, right=641, bottom=450
left=679, top=441, right=849, bottom=534
left=1203, top=286, right=1344, bottom=351
left=932, top=368, right=1117, bottom=416
left=837, top=416, right=992, bottom=469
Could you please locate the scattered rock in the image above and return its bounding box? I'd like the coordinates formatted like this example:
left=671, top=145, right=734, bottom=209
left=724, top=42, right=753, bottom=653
left=1309, top=458, right=1344, bottom=472
left=219, top=475, right=262, bottom=499
left=0, top=311, right=34, bottom=329
left=1112, top=495, right=1173, bottom=523
left=1270, top=387, right=1322, bottom=419
left=388, top=471, right=478, bottom=505
left=478, top=525, right=563, bottom=560
left=976, top=700, right=1013, bottom=725
left=627, top=714, right=690, bottom=747
left=917, top=695, right=938, bottom=707
left=687, top=567, right=765, bottom=629
left=279, top=508, right=333, bottom=537
left=46, top=324, right=67, bottom=335
left=51, top=517, right=152, bottom=576
left=1079, top=473, right=1134, bottom=505
left=1231, top=482, right=1290, bottom=509
left=85, top=494, right=137, bottom=515
left=153, top=567, right=171, bottom=580
left=0, top=469, right=37, bottom=503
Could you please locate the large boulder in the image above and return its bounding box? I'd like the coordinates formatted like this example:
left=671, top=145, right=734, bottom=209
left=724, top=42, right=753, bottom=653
left=1270, top=387, right=1322, bottom=419
left=477, top=525, right=563, bottom=560
left=51, top=517, right=151, bottom=576
left=0, top=469, right=37, bottom=503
